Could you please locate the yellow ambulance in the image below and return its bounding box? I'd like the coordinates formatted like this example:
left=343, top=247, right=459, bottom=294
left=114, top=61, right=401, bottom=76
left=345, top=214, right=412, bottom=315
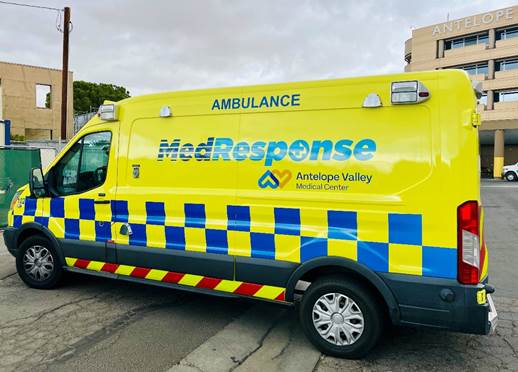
left=3, top=70, right=497, bottom=358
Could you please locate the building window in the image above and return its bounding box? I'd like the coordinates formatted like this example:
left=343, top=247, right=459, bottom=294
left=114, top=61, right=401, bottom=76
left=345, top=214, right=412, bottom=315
left=36, top=84, right=51, bottom=109
left=494, top=90, right=518, bottom=103
left=496, top=26, right=518, bottom=40
left=444, top=32, right=488, bottom=50
left=479, top=94, right=487, bottom=105
left=464, top=63, right=488, bottom=76
left=496, top=58, right=518, bottom=71
left=447, top=63, right=488, bottom=76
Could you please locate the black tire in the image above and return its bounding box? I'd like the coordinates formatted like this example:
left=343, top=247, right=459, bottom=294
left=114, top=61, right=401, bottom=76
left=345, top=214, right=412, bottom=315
left=505, top=172, right=517, bottom=182
left=16, top=236, right=63, bottom=289
left=299, top=276, right=383, bottom=359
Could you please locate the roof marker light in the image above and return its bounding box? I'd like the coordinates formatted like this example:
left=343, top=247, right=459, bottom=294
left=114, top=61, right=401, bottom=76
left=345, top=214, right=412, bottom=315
left=160, top=105, right=172, bottom=117
left=391, top=80, right=430, bottom=104
left=362, top=93, right=382, bottom=108
left=98, top=104, right=118, bottom=121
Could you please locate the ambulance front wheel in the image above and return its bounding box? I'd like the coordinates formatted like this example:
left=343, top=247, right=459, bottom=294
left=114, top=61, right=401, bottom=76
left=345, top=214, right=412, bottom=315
left=299, top=276, right=383, bottom=359
left=16, top=236, right=63, bottom=289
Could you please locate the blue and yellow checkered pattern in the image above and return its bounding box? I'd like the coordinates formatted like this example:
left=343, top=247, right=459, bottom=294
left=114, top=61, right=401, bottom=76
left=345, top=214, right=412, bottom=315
left=12, top=197, right=457, bottom=279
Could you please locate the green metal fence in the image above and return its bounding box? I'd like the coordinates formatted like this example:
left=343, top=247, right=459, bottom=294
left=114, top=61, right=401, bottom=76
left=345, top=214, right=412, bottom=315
left=0, top=147, right=41, bottom=227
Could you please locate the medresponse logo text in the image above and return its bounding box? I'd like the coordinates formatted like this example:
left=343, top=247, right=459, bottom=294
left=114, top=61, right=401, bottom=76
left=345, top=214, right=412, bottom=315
left=157, top=137, right=376, bottom=166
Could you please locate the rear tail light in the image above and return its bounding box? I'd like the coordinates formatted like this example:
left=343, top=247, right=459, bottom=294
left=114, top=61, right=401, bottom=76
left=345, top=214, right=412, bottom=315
left=457, top=201, right=480, bottom=285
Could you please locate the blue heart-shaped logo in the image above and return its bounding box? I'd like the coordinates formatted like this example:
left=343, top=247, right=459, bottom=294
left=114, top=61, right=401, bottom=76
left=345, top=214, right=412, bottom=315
left=258, top=170, right=280, bottom=189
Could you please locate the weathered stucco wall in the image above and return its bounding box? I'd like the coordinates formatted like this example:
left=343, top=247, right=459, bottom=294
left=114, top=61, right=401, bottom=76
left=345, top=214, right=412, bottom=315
left=0, top=61, right=73, bottom=140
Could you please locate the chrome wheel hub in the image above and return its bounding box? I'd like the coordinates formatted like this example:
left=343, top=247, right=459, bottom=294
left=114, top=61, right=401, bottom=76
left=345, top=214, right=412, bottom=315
left=23, top=245, right=54, bottom=281
left=331, top=313, right=344, bottom=324
left=312, top=292, right=365, bottom=346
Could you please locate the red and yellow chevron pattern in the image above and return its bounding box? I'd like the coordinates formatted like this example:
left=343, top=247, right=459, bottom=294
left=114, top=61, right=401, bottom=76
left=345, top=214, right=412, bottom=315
left=65, top=257, right=286, bottom=302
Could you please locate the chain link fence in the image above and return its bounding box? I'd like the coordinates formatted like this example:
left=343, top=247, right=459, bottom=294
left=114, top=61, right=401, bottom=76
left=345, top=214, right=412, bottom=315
left=74, top=109, right=98, bottom=134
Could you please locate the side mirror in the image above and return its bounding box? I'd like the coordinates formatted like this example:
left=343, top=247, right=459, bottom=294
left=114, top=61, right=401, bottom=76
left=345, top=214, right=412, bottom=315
left=29, top=167, right=47, bottom=198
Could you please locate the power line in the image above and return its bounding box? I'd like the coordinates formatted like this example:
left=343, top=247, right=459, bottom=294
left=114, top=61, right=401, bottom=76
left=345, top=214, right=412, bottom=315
left=0, top=0, right=62, bottom=12
left=0, top=1, right=69, bottom=33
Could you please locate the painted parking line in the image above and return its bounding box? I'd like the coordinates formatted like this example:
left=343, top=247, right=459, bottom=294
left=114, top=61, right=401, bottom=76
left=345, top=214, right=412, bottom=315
left=166, top=304, right=320, bottom=372
left=166, top=304, right=286, bottom=372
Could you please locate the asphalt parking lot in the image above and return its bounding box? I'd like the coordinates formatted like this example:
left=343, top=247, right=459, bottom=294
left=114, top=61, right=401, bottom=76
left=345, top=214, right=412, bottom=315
left=0, top=179, right=517, bottom=372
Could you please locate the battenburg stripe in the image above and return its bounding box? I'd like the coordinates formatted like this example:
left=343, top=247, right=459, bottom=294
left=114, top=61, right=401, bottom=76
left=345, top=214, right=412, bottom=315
left=64, top=257, right=286, bottom=302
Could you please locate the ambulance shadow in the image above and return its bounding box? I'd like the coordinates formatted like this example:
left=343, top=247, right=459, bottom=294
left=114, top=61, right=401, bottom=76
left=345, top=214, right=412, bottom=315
left=62, top=273, right=487, bottom=369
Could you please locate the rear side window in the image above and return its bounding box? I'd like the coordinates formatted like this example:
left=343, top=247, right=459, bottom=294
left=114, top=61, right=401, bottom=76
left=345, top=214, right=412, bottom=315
left=53, top=131, right=112, bottom=195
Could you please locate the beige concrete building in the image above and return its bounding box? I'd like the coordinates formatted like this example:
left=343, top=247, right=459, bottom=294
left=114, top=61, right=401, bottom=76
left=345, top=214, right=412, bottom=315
left=0, top=61, right=73, bottom=141
left=405, top=5, right=518, bottom=178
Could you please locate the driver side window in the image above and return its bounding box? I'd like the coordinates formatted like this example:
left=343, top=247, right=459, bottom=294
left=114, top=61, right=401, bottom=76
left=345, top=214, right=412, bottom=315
left=53, top=131, right=112, bottom=196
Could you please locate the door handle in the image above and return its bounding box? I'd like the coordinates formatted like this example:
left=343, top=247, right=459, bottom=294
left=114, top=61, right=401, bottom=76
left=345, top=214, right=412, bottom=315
left=120, top=223, right=133, bottom=236
left=94, top=200, right=110, bottom=205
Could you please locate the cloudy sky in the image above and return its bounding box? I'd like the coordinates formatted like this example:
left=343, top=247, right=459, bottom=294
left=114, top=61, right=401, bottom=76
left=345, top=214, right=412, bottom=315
left=0, top=0, right=515, bottom=96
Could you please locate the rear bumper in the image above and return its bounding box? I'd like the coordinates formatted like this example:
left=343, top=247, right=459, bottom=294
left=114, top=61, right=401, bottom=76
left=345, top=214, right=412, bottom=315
left=380, top=272, right=497, bottom=335
left=2, top=227, right=18, bottom=257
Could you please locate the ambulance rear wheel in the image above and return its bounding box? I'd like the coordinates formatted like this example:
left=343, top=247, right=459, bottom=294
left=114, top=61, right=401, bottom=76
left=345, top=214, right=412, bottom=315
left=505, top=172, right=517, bottom=181
left=299, top=276, right=382, bottom=359
left=16, top=236, right=63, bottom=289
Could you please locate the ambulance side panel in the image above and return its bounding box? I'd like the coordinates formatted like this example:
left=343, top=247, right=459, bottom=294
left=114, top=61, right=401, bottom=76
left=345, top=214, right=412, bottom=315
left=111, top=71, right=486, bottom=332
left=111, top=71, right=474, bottom=289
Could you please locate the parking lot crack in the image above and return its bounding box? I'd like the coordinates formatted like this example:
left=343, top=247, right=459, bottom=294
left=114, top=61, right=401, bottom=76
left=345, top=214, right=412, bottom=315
left=0, top=272, right=16, bottom=281
left=35, top=299, right=182, bottom=371
left=311, top=356, right=324, bottom=372
left=503, top=337, right=518, bottom=356
left=228, top=309, right=287, bottom=371
left=0, top=294, right=102, bottom=329
left=272, top=321, right=295, bottom=360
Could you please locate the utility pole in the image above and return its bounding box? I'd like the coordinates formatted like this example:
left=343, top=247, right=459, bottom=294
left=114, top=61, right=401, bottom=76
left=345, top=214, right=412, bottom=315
left=60, top=6, right=71, bottom=140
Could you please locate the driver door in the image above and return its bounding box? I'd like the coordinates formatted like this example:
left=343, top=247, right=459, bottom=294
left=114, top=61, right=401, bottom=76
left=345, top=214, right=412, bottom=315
left=43, top=126, right=118, bottom=263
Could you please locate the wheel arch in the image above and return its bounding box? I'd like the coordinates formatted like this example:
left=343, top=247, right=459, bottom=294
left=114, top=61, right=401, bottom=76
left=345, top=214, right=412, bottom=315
left=15, top=223, right=65, bottom=266
left=286, top=256, right=400, bottom=323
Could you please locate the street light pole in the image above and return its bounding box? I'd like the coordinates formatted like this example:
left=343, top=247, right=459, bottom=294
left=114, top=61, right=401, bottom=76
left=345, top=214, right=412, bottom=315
left=60, top=6, right=70, bottom=140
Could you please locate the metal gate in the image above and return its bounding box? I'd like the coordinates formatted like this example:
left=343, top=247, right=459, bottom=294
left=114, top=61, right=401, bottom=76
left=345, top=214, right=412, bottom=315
left=0, top=147, right=41, bottom=227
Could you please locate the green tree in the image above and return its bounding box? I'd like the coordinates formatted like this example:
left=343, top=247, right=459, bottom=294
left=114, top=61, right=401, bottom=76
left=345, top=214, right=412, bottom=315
left=73, top=81, right=130, bottom=113
left=45, top=92, right=51, bottom=108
